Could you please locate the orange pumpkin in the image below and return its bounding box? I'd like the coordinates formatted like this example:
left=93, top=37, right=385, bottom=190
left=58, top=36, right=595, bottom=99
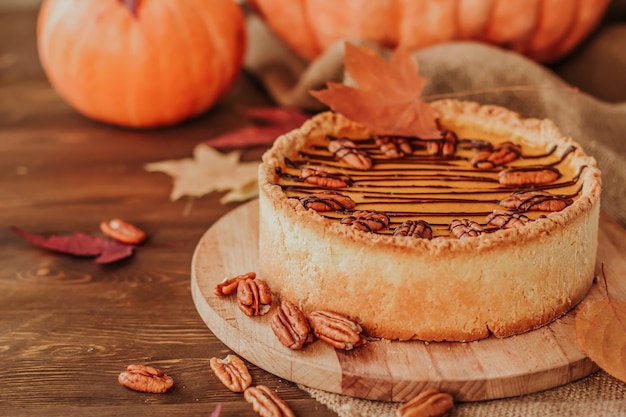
left=37, top=0, right=246, bottom=128
left=247, top=0, right=610, bottom=63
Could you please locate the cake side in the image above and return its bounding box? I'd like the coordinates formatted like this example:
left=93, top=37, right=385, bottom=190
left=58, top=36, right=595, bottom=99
left=258, top=99, right=601, bottom=342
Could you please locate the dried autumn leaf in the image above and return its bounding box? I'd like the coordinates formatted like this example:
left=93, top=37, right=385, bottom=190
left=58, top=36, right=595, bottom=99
left=576, top=269, right=626, bottom=383
left=311, top=42, right=440, bottom=138
left=11, top=226, right=136, bottom=264
left=145, top=144, right=258, bottom=202
left=204, top=106, right=310, bottom=149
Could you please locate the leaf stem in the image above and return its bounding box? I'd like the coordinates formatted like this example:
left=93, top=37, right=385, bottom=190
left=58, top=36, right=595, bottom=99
left=119, top=0, right=140, bottom=17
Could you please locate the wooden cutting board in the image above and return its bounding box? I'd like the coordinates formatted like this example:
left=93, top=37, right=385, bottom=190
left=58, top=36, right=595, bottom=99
left=191, top=199, right=622, bottom=402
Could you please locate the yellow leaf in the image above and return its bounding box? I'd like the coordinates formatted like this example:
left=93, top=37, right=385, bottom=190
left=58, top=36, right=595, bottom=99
left=145, top=144, right=258, bottom=203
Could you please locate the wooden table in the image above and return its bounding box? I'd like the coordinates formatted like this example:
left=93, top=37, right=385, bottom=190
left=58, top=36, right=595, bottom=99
left=0, top=7, right=337, bottom=417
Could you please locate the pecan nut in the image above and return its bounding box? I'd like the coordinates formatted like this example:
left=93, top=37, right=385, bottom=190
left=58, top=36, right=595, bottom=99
left=426, top=130, right=457, bottom=157
left=301, top=168, right=352, bottom=188
left=209, top=354, right=252, bottom=393
left=244, top=385, right=296, bottom=417
left=471, top=141, right=521, bottom=169
left=498, top=166, right=561, bottom=185
left=449, top=219, right=484, bottom=239
left=237, top=278, right=272, bottom=316
left=393, top=220, right=433, bottom=240
left=307, top=310, right=366, bottom=350
left=300, top=191, right=356, bottom=212
left=118, top=364, right=174, bottom=394
left=486, top=210, right=531, bottom=229
left=100, top=218, right=146, bottom=244
left=499, top=190, right=572, bottom=212
left=271, top=300, right=313, bottom=350
left=215, top=271, right=256, bottom=296
left=328, top=137, right=372, bottom=170
left=396, top=388, right=454, bottom=417
left=340, top=210, right=389, bottom=233
left=375, top=135, right=412, bottom=158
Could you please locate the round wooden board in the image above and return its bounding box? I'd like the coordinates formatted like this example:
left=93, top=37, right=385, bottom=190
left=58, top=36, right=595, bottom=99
left=191, top=199, right=602, bottom=402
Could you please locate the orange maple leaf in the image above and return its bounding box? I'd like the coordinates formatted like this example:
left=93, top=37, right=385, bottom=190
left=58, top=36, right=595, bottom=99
left=575, top=265, right=626, bottom=383
left=310, top=42, right=441, bottom=138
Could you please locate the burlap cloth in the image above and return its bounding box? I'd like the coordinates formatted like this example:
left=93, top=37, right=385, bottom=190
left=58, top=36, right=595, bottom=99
left=243, top=12, right=626, bottom=417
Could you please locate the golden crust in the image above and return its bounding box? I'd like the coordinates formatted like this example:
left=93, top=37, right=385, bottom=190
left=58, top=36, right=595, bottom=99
left=258, top=99, right=601, bottom=342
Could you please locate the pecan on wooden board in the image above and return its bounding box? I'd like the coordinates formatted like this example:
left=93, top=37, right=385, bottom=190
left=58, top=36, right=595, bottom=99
left=215, top=271, right=256, bottom=296
left=237, top=277, right=272, bottom=316
left=307, top=310, right=366, bottom=350
left=271, top=300, right=313, bottom=350
left=396, top=388, right=454, bottom=417
left=209, top=354, right=252, bottom=393
left=118, top=364, right=174, bottom=394
left=244, top=385, right=296, bottom=417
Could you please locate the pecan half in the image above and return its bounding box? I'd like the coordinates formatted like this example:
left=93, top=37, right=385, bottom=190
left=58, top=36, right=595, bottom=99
left=209, top=354, right=252, bottom=393
left=449, top=219, right=484, bottom=239
left=471, top=141, right=521, bottom=169
left=498, top=166, right=561, bottom=185
left=426, top=130, right=457, bottom=157
left=499, top=190, right=572, bottom=212
left=100, top=218, right=146, bottom=244
left=301, top=167, right=351, bottom=188
left=486, top=210, right=531, bottom=229
left=271, top=300, right=313, bottom=350
left=300, top=191, right=356, bottom=212
left=237, top=278, right=272, bottom=317
left=118, top=364, right=174, bottom=394
left=396, top=388, right=454, bottom=417
left=244, top=385, right=296, bottom=417
left=215, top=271, right=256, bottom=296
left=375, top=136, right=412, bottom=158
left=307, top=310, right=366, bottom=350
left=328, top=137, right=372, bottom=170
left=340, top=210, right=390, bottom=233
left=393, top=220, right=433, bottom=240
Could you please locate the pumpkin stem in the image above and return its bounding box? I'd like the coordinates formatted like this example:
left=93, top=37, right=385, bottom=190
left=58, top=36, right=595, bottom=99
left=119, top=0, right=140, bottom=17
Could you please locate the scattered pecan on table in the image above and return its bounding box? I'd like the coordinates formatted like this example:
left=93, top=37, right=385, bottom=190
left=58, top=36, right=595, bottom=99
left=118, top=364, right=174, bottom=394
left=237, top=277, right=272, bottom=317
left=209, top=354, right=252, bottom=393
left=100, top=218, right=147, bottom=244
left=396, top=388, right=454, bottom=417
left=244, top=385, right=296, bottom=417
left=307, top=310, right=366, bottom=350
left=271, top=300, right=313, bottom=350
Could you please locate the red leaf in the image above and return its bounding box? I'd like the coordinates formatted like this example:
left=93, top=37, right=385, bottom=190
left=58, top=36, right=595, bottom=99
left=209, top=404, right=222, bottom=417
left=204, top=106, right=310, bottom=149
left=310, top=42, right=441, bottom=138
left=11, top=226, right=136, bottom=264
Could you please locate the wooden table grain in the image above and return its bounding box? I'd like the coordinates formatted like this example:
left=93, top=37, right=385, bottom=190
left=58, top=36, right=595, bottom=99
left=0, top=8, right=336, bottom=417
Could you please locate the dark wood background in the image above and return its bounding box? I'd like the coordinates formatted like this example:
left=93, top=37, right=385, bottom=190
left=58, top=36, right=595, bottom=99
left=0, top=6, right=336, bottom=417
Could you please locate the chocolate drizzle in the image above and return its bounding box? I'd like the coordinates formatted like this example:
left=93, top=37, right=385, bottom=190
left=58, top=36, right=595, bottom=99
left=274, top=130, right=585, bottom=238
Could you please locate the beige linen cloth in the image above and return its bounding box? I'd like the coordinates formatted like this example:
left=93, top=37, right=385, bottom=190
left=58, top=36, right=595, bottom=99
left=244, top=14, right=626, bottom=417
